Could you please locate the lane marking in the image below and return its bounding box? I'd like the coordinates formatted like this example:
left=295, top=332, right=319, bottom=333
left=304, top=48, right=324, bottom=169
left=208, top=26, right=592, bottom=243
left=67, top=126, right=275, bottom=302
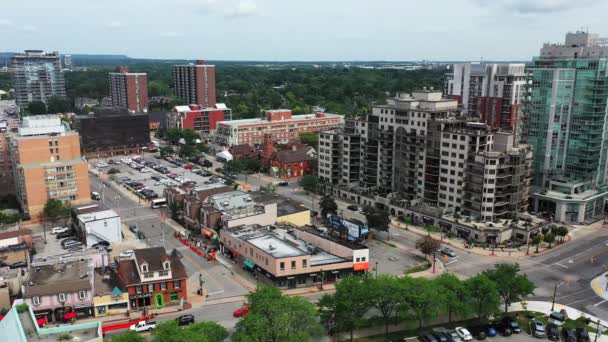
left=556, top=288, right=594, bottom=300
left=593, top=300, right=606, bottom=307
left=207, top=290, right=225, bottom=296
left=565, top=294, right=604, bottom=306
left=554, top=263, right=569, bottom=269
left=445, top=259, right=459, bottom=266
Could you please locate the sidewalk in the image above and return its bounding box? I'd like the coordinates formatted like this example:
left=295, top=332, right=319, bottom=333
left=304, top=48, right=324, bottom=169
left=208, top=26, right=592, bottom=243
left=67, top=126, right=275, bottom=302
left=390, top=219, right=573, bottom=258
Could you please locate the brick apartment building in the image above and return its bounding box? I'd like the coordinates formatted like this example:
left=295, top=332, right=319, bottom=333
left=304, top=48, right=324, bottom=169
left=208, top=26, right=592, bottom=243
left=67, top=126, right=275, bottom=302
left=167, top=104, right=229, bottom=135
left=8, top=115, right=91, bottom=221
left=116, top=247, right=188, bottom=310
left=0, top=121, right=13, bottom=196
left=110, top=66, right=148, bottom=113
left=173, top=60, right=216, bottom=107
left=214, top=109, right=343, bottom=147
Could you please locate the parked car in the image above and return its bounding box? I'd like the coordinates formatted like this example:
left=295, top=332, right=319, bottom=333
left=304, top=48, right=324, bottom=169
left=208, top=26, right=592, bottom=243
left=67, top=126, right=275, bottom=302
left=119, top=250, right=134, bottom=258
left=347, top=204, right=358, bottom=211
left=562, top=328, right=577, bottom=342
left=420, top=334, right=438, bottom=342
left=201, top=159, right=213, bottom=167
left=201, top=170, right=212, bottom=177
left=277, top=181, right=289, bottom=186
left=91, top=240, right=110, bottom=248
left=91, top=192, right=101, bottom=200
left=57, top=231, right=75, bottom=239
left=493, top=321, right=512, bottom=336
left=483, top=324, right=497, bottom=337
left=151, top=175, right=162, bottom=181
left=129, top=225, right=138, bottom=233
left=440, top=246, right=457, bottom=257
left=466, top=325, right=486, bottom=340
left=176, top=314, right=195, bottom=326
left=531, top=320, right=546, bottom=338
left=502, top=316, right=521, bottom=333
left=51, top=226, right=69, bottom=234
left=455, top=327, right=473, bottom=341
left=9, top=261, right=27, bottom=269
left=546, top=323, right=560, bottom=341
left=233, top=305, right=249, bottom=317
left=447, top=330, right=462, bottom=342
left=576, top=329, right=591, bottom=342
left=432, top=332, right=449, bottom=342
left=129, top=320, right=157, bottom=332
left=62, top=240, right=82, bottom=250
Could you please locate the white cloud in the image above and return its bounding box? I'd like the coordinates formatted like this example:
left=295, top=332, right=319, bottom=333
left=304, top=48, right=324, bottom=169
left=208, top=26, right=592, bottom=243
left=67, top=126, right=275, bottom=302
left=0, top=19, right=13, bottom=27
left=226, top=0, right=258, bottom=18
left=159, top=31, right=183, bottom=38
left=473, top=0, right=600, bottom=14
left=107, top=21, right=123, bottom=28
left=19, top=25, right=37, bottom=32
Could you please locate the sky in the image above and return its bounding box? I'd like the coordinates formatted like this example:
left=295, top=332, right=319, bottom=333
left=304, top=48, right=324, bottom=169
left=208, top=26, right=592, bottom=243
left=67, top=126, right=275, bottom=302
left=1, top=0, right=607, bottom=61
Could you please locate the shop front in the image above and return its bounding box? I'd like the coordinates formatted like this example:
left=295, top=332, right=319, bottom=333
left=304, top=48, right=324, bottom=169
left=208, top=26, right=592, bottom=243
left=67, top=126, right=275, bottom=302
left=33, top=309, right=53, bottom=323
left=74, top=303, right=94, bottom=320
left=129, top=292, right=152, bottom=310
left=94, top=288, right=130, bottom=317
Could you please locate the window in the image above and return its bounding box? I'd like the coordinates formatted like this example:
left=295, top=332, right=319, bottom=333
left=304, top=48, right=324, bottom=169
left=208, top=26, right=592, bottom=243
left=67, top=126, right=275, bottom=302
left=291, top=260, right=296, bottom=270
left=361, top=257, right=366, bottom=261
left=173, top=280, right=180, bottom=289
left=48, top=141, right=53, bottom=147
left=33, top=296, right=40, bottom=305
left=302, top=260, right=307, bottom=268
left=164, top=262, right=170, bottom=270
left=161, top=282, right=167, bottom=290
left=58, top=293, right=66, bottom=302
left=141, top=264, right=148, bottom=272
left=79, top=291, right=86, bottom=300
left=136, top=286, right=143, bottom=294
left=170, top=292, right=179, bottom=302
left=148, top=284, right=154, bottom=292
left=159, top=270, right=169, bottom=276
left=280, top=262, right=285, bottom=271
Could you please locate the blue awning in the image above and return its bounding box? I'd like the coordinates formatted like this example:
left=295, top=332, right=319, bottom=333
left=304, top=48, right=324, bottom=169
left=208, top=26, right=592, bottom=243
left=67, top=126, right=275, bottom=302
left=243, top=259, right=255, bottom=269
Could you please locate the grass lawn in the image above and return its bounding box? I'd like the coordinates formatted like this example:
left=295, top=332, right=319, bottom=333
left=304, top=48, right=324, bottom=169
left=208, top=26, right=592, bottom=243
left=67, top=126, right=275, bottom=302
left=513, top=311, right=598, bottom=334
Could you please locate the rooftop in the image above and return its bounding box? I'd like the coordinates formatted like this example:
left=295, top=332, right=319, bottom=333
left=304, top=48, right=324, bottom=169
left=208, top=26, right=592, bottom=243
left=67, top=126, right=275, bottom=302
left=24, top=260, right=92, bottom=298
left=247, top=234, right=306, bottom=258
left=93, top=267, right=124, bottom=296
left=77, top=209, right=119, bottom=223
left=251, top=191, right=309, bottom=216
left=208, top=191, right=255, bottom=211
left=217, top=112, right=342, bottom=127
left=17, top=115, right=68, bottom=137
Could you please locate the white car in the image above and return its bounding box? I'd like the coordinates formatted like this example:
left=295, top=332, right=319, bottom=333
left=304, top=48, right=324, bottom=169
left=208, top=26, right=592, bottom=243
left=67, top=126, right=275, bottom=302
left=455, top=327, right=473, bottom=341
left=119, top=250, right=134, bottom=258
left=51, top=226, right=69, bottom=234
left=140, top=168, right=152, bottom=173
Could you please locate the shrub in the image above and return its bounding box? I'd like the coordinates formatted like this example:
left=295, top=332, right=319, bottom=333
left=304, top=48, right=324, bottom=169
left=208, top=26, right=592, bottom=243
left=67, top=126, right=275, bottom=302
left=16, top=303, right=29, bottom=313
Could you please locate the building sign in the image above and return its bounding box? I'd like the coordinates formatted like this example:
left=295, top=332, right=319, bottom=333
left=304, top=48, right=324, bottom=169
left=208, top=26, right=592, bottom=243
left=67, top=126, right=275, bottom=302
left=326, top=214, right=367, bottom=241
left=353, top=262, right=370, bottom=271
left=129, top=293, right=152, bottom=299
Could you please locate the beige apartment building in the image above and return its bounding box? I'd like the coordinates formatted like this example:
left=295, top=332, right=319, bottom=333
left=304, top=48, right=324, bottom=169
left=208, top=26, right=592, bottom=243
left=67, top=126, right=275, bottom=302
left=9, top=115, right=90, bottom=221
left=220, top=224, right=369, bottom=288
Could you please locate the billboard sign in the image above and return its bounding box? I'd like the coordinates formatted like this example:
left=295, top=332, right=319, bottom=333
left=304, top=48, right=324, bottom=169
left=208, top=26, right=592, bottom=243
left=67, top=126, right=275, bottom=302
left=326, top=214, right=367, bottom=241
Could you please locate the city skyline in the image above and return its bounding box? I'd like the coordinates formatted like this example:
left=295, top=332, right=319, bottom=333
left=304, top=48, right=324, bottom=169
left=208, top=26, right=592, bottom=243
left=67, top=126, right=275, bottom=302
left=1, top=0, right=607, bottom=61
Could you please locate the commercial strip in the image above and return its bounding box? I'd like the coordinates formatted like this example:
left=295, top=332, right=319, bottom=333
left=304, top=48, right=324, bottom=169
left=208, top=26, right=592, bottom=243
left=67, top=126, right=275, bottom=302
left=219, top=223, right=369, bottom=288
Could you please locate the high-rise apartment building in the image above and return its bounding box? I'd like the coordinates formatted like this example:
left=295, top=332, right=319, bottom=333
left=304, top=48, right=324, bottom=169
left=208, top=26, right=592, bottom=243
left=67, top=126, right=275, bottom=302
left=319, top=90, right=532, bottom=222
left=10, top=50, right=66, bottom=108
left=173, top=60, right=216, bottom=107
left=527, top=31, right=608, bottom=223
left=109, top=66, right=148, bottom=112
left=8, top=115, right=90, bottom=221
left=445, top=63, right=527, bottom=140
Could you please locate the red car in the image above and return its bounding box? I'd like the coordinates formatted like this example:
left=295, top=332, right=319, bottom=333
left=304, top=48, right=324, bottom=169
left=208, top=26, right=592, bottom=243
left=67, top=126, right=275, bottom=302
left=233, top=305, right=249, bottom=317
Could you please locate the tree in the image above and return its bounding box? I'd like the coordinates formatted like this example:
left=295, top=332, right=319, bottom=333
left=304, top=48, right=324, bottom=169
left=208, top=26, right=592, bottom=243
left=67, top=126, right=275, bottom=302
left=543, top=232, right=556, bottom=248
left=232, top=285, right=323, bottom=342
left=152, top=320, right=228, bottom=342
left=166, top=128, right=184, bottom=144
left=405, top=277, right=444, bottom=328
left=366, top=275, right=404, bottom=339
left=531, top=234, right=543, bottom=253
left=555, top=226, right=569, bottom=244
left=299, top=131, right=319, bottom=149
left=178, top=144, right=197, bottom=159
left=43, top=199, right=65, bottom=225
left=319, top=277, right=370, bottom=341
left=465, top=274, right=501, bottom=322
left=181, top=128, right=199, bottom=145
left=196, top=143, right=210, bottom=154
left=319, top=195, right=338, bottom=219
left=111, top=331, right=145, bottom=342
left=298, top=175, right=318, bottom=194
left=483, top=263, right=536, bottom=313
left=435, top=273, right=470, bottom=322
left=160, top=146, right=174, bottom=158
left=415, top=235, right=441, bottom=259
left=46, top=96, right=72, bottom=113
left=224, top=160, right=245, bottom=175
left=27, top=101, right=47, bottom=115
left=363, top=205, right=390, bottom=237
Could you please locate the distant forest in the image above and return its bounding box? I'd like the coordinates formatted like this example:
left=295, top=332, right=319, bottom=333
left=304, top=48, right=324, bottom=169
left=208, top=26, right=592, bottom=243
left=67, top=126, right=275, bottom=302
left=0, top=57, right=446, bottom=118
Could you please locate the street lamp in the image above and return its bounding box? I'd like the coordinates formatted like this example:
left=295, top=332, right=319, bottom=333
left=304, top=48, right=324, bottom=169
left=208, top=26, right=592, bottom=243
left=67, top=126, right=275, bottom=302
left=320, top=269, right=324, bottom=290
left=551, top=280, right=566, bottom=311
left=375, top=261, right=378, bottom=277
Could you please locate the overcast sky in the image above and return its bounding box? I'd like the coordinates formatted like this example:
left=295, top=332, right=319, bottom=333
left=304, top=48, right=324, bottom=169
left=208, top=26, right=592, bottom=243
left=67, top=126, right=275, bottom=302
left=1, top=0, right=606, bottom=61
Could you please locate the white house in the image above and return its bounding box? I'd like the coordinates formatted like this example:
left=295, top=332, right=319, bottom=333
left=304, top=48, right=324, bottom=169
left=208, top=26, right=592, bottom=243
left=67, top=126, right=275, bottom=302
left=76, top=209, right=122, bottom=246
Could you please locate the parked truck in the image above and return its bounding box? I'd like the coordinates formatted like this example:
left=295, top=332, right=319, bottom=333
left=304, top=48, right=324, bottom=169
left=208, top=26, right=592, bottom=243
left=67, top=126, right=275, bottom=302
left=129, top=320, right=157, bottom=332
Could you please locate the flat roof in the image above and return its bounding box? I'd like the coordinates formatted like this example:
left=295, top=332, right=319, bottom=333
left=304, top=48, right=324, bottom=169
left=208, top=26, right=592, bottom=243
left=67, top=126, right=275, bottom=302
left=247, top=234, right=306, bottom=258
left=217, top=113, right=342, bottom=127
left=209, top=191, right=254, bottom=210
left=77, top=209, right=119, bottom=223
left=24, top=260, right=91, bottom=297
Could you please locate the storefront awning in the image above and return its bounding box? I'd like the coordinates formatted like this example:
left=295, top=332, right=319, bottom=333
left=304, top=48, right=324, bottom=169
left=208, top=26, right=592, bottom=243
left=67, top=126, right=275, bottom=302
left=64, top=312, right=76, bottom=320
left=243, top=259, right=255, bottom=269
left=353, top=262, right=370, bottom=271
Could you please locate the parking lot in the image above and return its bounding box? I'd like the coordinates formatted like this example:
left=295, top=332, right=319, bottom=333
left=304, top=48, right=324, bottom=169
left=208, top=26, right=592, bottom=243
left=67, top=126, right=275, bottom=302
left=89, top=154, right=228, bottom=205
left=367, top=240, right=426, bottom=275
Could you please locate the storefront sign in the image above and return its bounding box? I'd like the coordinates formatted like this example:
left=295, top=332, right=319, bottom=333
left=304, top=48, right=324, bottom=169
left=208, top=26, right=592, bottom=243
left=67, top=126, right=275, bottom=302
left=129, top=293, right=152, bottom=299
left=354, top=262, right=370, bottom=271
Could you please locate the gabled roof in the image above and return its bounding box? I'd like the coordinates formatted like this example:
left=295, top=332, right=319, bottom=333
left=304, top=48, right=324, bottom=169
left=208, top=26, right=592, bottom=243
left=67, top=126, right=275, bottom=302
left=274, top=146, right=313, bottom=164
left=134, top=247, right=171, bottom=272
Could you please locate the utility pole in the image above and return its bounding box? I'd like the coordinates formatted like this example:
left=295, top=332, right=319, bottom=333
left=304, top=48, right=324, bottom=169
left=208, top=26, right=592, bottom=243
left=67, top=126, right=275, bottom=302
left=594, top=319, right=601, bottom=342
left=551, top=280, right=566, bottom=311
left=375, top=261, right=378, bottom=277
left=432, top=250, right=437, bottom=273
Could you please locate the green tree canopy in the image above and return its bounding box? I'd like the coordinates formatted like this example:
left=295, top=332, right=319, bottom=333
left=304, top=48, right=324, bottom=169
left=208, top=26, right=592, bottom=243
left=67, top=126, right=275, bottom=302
left=43, top=198, right=67, bottom=223
left=543, top=232, right=556, bottom=248
left=366, top=275, right=404, bottom=339
left=298, top=175, right=318, bottom=194
left=110, top=330, right=145, bottom=342
left=299, top=132, right=319, bottom=149
left=435, top=273, right=470, bottom=322
left=483, top=263, right=536, bottom=313
left=27, top=101, right=48, bottom=115
left=232, top=285, right=323, bottom=342
left=319, top=194, right=338, bottom=219
left=531, top=234, right=543, bottom=253
left=465, top=274, right=501, bottom=321
left=363, top=205, right=390, bottom=234
left=319, top=276, right=371, bottom=341
left=160, top=146, right=174, bottom=157
left=152, top=320, right=228, bottom=342
left=178, top=144, right=197, bottom=159
left=46, top=96, right=72, bottom=113
left=415, top=235, right=441, bottom=258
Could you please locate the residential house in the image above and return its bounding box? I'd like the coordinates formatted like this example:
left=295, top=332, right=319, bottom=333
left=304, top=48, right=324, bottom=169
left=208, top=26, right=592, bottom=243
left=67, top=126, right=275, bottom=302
left=229, top=144, right=259, bottom=160
left=116, top=247, right=188, bottom=310
left=22, top=260, right=95, bottom=323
